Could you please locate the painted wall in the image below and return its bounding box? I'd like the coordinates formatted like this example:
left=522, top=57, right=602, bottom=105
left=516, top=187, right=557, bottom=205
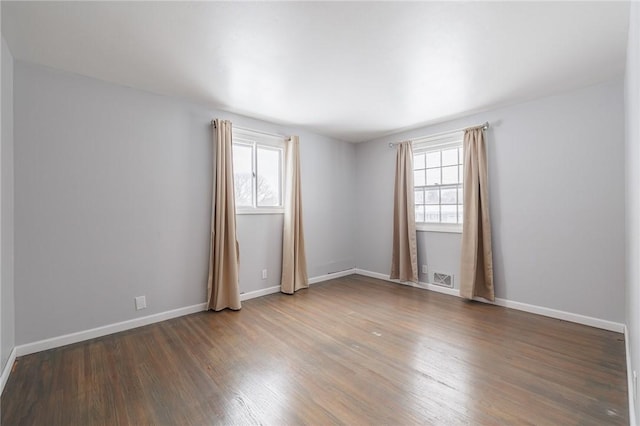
left=356, top=80, right=626, bottom=323
left=236, top=132, right=356, bottom=293
left=8, top=45, right=626, bottom=350
left=353, top=134, right=463, bottom=288
left=1, top=37, right=15, bottom=372
left=625, top=1, right=640, bottom=421
left=13, top=61, right=355, bottom=345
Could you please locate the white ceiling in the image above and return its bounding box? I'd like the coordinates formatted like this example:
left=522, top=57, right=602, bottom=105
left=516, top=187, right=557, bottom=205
left=1, top=1, right=630, bottom=142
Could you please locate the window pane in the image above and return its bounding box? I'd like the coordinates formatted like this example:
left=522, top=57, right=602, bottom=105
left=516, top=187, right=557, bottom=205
left=458, top=205, right=464, bottom=224
left=414, top=188, right=424, bottom=205
left=457, top=186, right=463, bottom=204
left=426, top=151, right=440, bottom=168
left=414, top=170, right=425, bottom=186
left=414, top=153, right=425, bottom=170
left=257, top=147, right=281, bottom=207
left=458, top=147, right=463, bottom=165
left=415, top=205, right=425, bottom=223
left=442, top=166, right=458, bottom=184
left=425, top=188, right=439, bottom=204
left=459, top=166, right=464, bottom=183
left=425, top=205, right=440, bottom=223
left=426, top=168, right=440, bottom=185
left=441, top=188, right=457, bottom=204
left=442, top=205, right=457, bottom=223
left=233, top=144, right=253, bottom=207
left=442, top=148, right=458, bottom=166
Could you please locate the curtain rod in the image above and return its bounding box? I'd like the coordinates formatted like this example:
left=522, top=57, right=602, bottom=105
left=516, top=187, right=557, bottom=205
left=234, top=125, right=288, bottom=140
left=389, top=121, right=489, bottom=148
left=211, top=120, right=288, bottom=140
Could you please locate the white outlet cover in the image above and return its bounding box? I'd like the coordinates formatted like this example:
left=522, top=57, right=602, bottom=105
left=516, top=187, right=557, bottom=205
left=262, top=269, right=268, bottom=279
left=135, top=296, right=147, bottom=310
left=421, top=265, right=428, bottom=274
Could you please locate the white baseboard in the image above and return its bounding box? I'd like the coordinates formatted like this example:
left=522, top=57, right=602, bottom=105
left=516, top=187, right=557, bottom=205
left=13, top=269, right=358, bottom=359
left=354, top=268, right=459, bottom=296
left=13, top=290, right=285, bottom=360
left=0, top=346, right=17, bottom=396
left=240, top=285, right=281, bottom=301
left=625, top=325, right=637, bottom=426
left=9, top=267, right=624, bottom=394
left=240, top=269, right=356, bottom=300
left=309, top=268, right=357, bottom=284
left=490, top=297, right=624, bottom=333
left=354, top=269, right=625, bottom=333
left=16, top=303, right=208, bottom=357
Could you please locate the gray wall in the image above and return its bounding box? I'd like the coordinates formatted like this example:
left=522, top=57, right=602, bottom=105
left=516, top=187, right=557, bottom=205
left=417, top=232, right=462, bottom=286
left=1, top=36, right=15, bottom=371
left=302, top=135, right=356, bottom=277
left=625, top=1, right=640, bottom=419
left=356, top=80, right=626, bottom=323
left=236, top=129, right=356, bottom=293
left=13, top=61, right=355, bottom=345
left=8, top=51, right=627, bottom=347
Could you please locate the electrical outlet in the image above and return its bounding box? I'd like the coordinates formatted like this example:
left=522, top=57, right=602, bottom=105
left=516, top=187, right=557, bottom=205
left=262, top=269, right=268, bottom=280
left=421, top=265, right=428, bottom=274
left=135, top=295, right=147, bottom=311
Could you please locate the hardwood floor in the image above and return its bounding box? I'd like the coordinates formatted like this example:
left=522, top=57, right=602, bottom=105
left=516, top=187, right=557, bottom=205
left=2, top=275, right=628, bottom=425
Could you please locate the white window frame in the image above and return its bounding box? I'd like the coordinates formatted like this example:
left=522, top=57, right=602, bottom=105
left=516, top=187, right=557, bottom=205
left=413, top=131, right=464, bottom=233
left=233, top=127, right=285, bottom=215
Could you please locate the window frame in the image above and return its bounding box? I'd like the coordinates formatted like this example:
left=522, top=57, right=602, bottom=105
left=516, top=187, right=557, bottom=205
left=412, top=132, right=464, bottom=233
left=232, top=127, right=285, bottom=215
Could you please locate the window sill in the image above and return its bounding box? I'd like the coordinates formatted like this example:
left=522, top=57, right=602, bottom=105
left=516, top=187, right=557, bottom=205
left=416, top=223, right=462, bottom=234
left=236, top=208, right=284, bottom=215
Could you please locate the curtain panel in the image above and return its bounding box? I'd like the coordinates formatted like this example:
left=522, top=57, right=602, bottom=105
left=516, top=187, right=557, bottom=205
left=460, top=126, right=495, bottom=301
left=390, top=141, right=419, bottom=283
left=281, top=135, right=309, bottom=294
left=207, top=119, right=242, bottom=311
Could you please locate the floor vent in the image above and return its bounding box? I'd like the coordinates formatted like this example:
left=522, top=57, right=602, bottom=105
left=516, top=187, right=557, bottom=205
left=433, top=272, right=453, bottom=288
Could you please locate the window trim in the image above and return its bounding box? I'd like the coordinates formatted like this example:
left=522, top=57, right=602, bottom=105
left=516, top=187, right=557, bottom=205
left=416, top=222, right=462, bottom=233
left=232, top=128, right=286, bottom=215
left=413, top=131, right=464, bottom=231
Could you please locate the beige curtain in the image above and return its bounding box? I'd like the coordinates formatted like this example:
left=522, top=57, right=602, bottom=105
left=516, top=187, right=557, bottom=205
left=207, top=119, right=242, bottom=311
left=281, top=135, right=309, bottom=294
left=460, top=126, right=495, bottom=301
left=390, top=142, right=418, bottom=283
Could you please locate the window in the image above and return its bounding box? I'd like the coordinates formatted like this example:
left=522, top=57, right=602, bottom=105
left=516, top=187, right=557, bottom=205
left=413, top=132, right=464, bottom=232
left=232, top=128, right=285, bottom=214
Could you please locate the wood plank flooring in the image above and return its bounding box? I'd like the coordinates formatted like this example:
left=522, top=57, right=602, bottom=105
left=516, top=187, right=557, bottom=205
left=2, top=275, right=628, bottom=425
